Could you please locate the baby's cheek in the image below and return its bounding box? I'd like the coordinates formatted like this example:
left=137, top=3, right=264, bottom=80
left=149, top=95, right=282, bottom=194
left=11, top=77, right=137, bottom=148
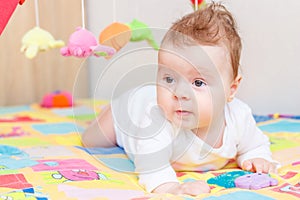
left=157, top=102, right=172, bottom=121
left=156, top=95, right=169, bottom=115
left=196, top=99, right=213, bottom=125
left=157, top=87, right=171, bottom=106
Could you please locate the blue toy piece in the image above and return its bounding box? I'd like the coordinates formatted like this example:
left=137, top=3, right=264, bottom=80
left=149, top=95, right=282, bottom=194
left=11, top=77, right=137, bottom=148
left=207, top=170, right=252, bottom=188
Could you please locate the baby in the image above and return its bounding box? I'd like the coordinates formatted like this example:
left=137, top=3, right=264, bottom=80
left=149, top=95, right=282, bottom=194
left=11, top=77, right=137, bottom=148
left=82, top=3, right=277, bottom=196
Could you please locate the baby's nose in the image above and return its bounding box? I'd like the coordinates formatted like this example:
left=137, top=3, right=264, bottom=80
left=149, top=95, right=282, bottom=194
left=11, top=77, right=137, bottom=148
left=173, top=81, right=191, bottom=100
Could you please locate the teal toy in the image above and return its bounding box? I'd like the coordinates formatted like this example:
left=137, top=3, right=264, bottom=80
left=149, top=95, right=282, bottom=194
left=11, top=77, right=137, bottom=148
left=207, top=170, right=252, bottom=188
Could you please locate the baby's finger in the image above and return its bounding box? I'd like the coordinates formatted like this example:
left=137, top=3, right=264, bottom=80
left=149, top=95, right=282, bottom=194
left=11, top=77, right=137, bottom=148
left=253, top=162, right=263, bottom=173
left=195, top=181, right=211, bottom=193
left=262, top=161, right=270, bottom=173
left=243, top=160, right=253, bottom=171
left=268, top=163, right=278, bottom=174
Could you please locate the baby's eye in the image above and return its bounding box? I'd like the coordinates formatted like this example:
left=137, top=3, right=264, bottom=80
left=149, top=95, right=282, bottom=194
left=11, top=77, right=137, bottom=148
left=164, top=76, right=175, bottom=84
left=193, top=79, right=206, bottom=87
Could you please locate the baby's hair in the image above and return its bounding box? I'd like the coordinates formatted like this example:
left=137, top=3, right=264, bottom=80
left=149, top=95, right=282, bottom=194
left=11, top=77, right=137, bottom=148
left=162, top=2, right=241, bottom=79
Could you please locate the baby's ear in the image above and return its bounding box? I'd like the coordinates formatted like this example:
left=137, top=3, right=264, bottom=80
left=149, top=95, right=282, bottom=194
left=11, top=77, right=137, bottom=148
left=228, top=75, right=242, bottom=102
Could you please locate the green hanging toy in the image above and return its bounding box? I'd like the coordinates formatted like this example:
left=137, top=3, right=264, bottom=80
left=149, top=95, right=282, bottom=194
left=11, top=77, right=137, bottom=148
left=127, top=19, right=159, bottom=50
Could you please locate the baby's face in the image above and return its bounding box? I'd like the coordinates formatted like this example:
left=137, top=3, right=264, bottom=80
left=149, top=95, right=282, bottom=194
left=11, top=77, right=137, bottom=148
left=157, top=45, right=234, bottom=130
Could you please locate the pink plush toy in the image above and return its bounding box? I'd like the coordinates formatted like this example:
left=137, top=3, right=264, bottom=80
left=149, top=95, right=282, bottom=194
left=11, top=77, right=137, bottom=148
left=41, top=90, right=73, bottom=108
left=61, top=27, right=116, bottom=58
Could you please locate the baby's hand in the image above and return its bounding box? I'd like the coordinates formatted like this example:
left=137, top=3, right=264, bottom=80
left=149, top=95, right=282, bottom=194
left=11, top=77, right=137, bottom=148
left=153, top=181, right=210, bottom=196
left=242, top=158, right=277, bottom=173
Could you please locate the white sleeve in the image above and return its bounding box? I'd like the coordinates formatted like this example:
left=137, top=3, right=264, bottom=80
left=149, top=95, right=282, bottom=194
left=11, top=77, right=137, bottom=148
left=125, top=122, right=179, bottom=192
left=235, top=105, right=276, bottom=167
left=138, top=165, right=179, bottom=192
left=134, top=138, right=179, bottom=192
left=111, top=86, right=179, bottom=192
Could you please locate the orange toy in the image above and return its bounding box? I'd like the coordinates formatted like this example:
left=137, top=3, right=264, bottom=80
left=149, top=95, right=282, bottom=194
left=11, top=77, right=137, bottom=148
left=99, top=22, right=131, bottom=52
left=41, top=91, right=73, bottom=108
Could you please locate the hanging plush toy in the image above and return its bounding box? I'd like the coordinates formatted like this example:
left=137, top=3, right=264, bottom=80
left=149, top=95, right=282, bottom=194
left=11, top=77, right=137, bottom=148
left=190, top=0, right=206, bottom=11
left=99, top=22, right=132, bottom=52
left=61, top=0, right=115, bottom=58
left=99, top=0, right=159, bottom=53
left=21, top=27, right=64, bottom=59
left=98, top=0, right=131, bottom=56
left=123, top=0, right=159, bottom=50
left=61, top=27, right=115, bottom=58
left=127, top=19, right=159, bottom=50
left=20, top=0, right=64, bottom=59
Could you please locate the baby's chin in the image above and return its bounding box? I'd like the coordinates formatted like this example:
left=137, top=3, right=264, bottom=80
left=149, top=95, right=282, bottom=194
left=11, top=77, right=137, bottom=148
left=169, top=118, right=199, bottom=131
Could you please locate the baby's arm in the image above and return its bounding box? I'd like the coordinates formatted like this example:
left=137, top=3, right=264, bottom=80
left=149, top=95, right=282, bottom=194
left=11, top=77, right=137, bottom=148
left=81, top=105, right=117, bottom=147
left=236, top=107, right=278, bottom=173
left=132, top=133, right=210, bottom=196
left=137, top=161, right=210, bottom=196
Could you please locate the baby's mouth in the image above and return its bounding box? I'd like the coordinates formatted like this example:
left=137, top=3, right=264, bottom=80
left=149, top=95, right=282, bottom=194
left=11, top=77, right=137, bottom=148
left=175, top=110, right=192, bottom=116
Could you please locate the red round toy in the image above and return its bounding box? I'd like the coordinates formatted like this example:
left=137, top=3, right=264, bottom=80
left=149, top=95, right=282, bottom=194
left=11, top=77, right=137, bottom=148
left=41, top=91, right=73, bottom=108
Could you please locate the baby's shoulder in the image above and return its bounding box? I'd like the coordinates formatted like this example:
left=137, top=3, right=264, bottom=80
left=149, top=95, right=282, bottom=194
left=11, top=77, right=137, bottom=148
left=111, top=85, right=158, bottom=125
left=225, top=98, right=255, bottom=141
left=112, top=85, right=156, bottom=108
left=225, top=98, right=253, bottom=125
left=227, top=98, right=252, bottom=114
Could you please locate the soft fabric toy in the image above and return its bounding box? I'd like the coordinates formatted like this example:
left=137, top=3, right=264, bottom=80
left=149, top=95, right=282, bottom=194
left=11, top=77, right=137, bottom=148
left=20, top=26, right=65, bottom=59
left=0, top=0, right=25, bottom=35
left=190, top=0, right=206, bottom=10
left=207, top=170, right=252, bottom=188
left=127, top=19, right=159, bottom=50
left=234, top=173, right=278, bottom=190
left=99, top=22, right=132, bottom=52
left=61, top=27, right=115, bottom=58
left=41, top=90, right=73, bottom=108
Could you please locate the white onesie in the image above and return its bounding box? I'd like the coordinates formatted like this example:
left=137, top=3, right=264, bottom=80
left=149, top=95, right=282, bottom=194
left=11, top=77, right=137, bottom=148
left=111, top=85, right=274, bottom=192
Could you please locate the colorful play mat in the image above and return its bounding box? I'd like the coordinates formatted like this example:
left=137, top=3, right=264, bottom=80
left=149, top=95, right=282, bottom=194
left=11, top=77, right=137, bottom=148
left=0, top=100, right=299, bottom=199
